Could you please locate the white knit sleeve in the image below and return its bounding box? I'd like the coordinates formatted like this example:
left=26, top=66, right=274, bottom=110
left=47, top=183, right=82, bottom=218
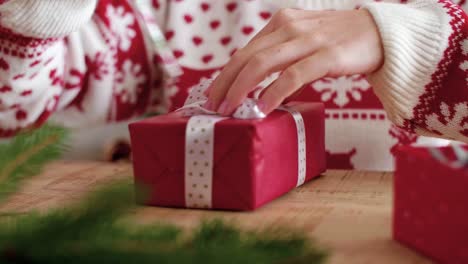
left=0, top=0, right=97, bottom=38
left=361, top=1, right=454, bottom=126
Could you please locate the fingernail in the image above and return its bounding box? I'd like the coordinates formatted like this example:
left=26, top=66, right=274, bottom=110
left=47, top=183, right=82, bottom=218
left=203, top=99, right=213, bottom=111
left=217, top=100, right=232, bottom=116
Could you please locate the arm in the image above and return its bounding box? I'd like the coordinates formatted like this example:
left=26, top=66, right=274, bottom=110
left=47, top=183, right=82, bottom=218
left=204, top=0, right=468, bottom=143
left=362, top=0, right=468, bottom=143
left=0, top=0, right=97, bottom=38
left=0, top=0, right=97, bottom=136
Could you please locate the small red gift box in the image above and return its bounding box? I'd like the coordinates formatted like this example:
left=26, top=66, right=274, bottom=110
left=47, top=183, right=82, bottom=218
left=129, top=102, right=326, bottom=211
left=394, top=145, right=468, bottom=263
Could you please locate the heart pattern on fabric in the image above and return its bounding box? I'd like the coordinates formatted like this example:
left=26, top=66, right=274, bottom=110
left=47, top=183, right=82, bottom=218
left=192, top=36, right=203, bottom=46
left=242, top=26, right=254, bottom=35
left=165, top=30, right=174, bottom=41
left=210, top=20, right=221, bottom=30
left=200, top=2, right=210, bottom=12
left=226, top=2, right=238, bottom=12
left=184, top=14, right=194, bottom=23
left=163, top=0, right=272, bottom=69
left=173, top=49, right=185, bottom=59
left=220, top=36, right=232, bottom=46
left=202, top=54, right=214, bottom=64
left=259, top=12, right=272, bottom=20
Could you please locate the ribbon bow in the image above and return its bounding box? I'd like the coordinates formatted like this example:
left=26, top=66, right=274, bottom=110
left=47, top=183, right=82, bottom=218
left=176, top=77, right=266, bottom=119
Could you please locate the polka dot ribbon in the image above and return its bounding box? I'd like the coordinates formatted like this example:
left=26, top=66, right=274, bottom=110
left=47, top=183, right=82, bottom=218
left=278, top=106, right=307, bottom=187
left=176, top=78, right=307, bottom=208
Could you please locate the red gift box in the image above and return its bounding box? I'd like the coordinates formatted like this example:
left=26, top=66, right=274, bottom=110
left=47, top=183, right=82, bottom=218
left=129, top=102, right=326, bottom=211
left=394, top=145, right=468, bottom=263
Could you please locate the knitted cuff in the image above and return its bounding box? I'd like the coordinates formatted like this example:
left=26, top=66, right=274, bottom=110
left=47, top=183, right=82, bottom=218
left=362, top=1, right=453, bottom=125
left=0, top=0, right=97, bottom=38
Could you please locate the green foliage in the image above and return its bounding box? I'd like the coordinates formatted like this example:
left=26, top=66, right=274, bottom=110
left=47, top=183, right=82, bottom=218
left=0, top=125, right=328, bottom=264
left=0, top=125, right=68, bottom=201
left=0, top=181, right=326, bottom=264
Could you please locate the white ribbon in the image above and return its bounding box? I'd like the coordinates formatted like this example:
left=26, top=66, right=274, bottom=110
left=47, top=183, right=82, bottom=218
left=177, top=79, right=307, bottom=208
left=184, top=115, right=226, bottom=208
left=429, top=144, right=468, bottom=169
left=278, top=107, right=307, bottom=187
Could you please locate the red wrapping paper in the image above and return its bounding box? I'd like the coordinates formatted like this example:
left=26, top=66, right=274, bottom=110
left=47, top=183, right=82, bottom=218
left=129, top=102, right=326, bottom=211
left=394, top=146, right=468, bottom=264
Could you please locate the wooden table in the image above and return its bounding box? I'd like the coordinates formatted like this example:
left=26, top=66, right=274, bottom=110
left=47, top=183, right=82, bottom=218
left=0, top=161, right=433, bottom=264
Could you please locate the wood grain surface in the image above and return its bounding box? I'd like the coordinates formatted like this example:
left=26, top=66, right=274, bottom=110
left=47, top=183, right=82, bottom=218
left=0, top=161, right=433, bottom=264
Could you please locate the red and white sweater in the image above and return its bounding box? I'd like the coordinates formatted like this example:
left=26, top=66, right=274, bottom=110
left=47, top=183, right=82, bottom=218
left=0, top=0, right=467, bottom=170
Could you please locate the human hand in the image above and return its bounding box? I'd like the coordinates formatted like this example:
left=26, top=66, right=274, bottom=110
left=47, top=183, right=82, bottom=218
left=205, top=8, right=384, bottom=115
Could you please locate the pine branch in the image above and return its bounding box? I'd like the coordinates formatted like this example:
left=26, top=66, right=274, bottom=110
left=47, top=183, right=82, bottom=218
left=0, top=125, right=68, bottom=202
left=0, top=182, right=327, bottom=264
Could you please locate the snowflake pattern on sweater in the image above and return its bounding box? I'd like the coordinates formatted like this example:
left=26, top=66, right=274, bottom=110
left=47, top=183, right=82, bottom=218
left=0, top=0, right=467, bottom=171
left=311, top=75, right=372, bottom=108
